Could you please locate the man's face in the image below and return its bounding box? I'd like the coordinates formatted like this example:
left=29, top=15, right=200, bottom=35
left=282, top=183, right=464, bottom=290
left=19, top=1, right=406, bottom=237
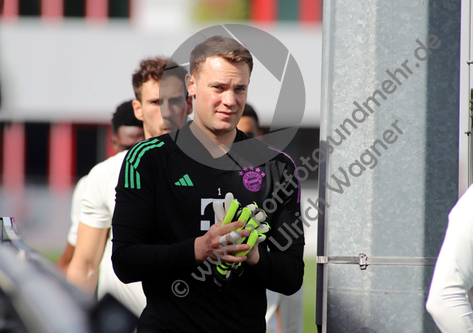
left=133, top=77, right=192, bottom=139
left=188, top=56, right=250, bottom=137
left=111, top=126, right=145, bottom=153
left=237, top=116, right=260, bottom=137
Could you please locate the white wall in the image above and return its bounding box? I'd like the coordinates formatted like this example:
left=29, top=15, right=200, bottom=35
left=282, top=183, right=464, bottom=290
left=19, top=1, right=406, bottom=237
left=0, top=20, right=321, bottom=127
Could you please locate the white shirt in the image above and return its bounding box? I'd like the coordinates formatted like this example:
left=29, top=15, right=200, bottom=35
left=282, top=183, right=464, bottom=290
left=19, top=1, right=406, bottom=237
left=80, top=150, right=146, bottom=317
left=67, top=175, right=88, bottom=246
left=426, top=185, right=473, bottom=332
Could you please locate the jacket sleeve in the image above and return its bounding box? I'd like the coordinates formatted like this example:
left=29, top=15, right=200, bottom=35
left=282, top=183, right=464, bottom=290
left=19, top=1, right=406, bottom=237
left=111, top=145, right=196, bottom=283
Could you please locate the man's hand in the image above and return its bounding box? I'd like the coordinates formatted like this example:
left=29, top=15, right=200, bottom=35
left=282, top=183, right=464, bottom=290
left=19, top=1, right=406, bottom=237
left=210, top=193, right=270, bottom=276
left=194, top=221, right=251, bottom=264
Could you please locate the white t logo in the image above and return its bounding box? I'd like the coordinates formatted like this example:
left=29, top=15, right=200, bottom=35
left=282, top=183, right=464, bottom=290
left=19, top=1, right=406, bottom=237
left=200, top=198, right=220, bottom=230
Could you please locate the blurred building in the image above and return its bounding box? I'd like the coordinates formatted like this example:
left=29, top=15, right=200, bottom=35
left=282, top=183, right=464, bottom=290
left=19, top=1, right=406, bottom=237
left=0, top=0, right=322, bottom=250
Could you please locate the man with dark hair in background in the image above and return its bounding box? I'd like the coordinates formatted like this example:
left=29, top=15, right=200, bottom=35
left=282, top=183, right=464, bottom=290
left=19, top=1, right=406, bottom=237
left=237, top=103, right=263, bottom=138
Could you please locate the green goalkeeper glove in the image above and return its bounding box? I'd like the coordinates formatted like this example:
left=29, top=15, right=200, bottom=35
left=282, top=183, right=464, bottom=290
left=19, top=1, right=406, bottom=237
left=212, top=193, right=270, bottom=287
left=210, top=192, right=242, bottom=290
left=230, top=203, right=270, bottom=256
left=213, top=192, right=241, bottom=227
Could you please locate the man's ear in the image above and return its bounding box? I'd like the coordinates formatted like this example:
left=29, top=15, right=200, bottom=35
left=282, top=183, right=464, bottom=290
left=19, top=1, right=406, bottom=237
left=110, top=134, right=120, bottom=153
left=186, top=95, right=193, bottom=115
left=186, top=74, right=196, bottom=98
left=132, top=99, right=144, bottom=121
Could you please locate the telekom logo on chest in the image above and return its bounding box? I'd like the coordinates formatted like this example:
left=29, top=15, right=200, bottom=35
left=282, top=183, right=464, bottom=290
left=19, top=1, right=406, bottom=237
left=240, top=166, right=265, bottom=192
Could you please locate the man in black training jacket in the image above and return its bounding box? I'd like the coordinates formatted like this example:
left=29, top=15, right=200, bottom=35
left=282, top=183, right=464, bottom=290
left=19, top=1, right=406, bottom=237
left=112, top=35, right=304, bottom=333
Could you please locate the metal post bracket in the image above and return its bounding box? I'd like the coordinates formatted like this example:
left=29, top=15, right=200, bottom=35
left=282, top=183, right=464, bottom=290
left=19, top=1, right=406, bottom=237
left=316, top=254, right=437, bottom=270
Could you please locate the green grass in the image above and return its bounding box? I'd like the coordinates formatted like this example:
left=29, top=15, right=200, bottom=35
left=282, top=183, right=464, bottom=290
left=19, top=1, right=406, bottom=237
left=303, top=257, right=317, bottom=333
left=39, top=250, right=62, bottom=263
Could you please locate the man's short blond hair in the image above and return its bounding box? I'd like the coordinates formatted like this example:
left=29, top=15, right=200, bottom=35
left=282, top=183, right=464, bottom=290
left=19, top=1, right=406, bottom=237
left=190, top=36, right=253, bottom=79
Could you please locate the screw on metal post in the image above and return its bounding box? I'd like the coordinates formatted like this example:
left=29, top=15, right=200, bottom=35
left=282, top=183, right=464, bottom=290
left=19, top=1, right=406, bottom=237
left=359, top=253, right=368, bottom=270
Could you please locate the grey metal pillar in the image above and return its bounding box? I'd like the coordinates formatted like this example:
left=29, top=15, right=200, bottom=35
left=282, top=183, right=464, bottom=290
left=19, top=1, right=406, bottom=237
left=316, top=1, right=460, bottom=332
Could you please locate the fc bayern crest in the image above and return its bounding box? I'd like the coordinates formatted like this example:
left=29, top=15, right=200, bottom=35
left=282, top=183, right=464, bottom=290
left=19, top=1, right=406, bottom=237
left=239, top=166, right=265, bottom=192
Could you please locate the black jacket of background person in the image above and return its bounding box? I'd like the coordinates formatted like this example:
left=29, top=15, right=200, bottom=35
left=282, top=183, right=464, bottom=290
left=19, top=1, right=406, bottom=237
left=112, top=121, right=304, bottom=333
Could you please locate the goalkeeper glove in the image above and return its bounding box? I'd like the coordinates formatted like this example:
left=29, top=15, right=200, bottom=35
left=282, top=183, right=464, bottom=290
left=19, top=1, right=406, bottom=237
left=211, top=193, right=270, bottom=287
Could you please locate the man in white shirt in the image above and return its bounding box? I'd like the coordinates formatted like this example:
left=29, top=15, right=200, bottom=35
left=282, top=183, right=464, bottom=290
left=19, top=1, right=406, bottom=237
left=426, top=185, right=473, bottom=332
left=67, top=57, right=192, bottom=317
left=56, top=100, right=144, bottom=274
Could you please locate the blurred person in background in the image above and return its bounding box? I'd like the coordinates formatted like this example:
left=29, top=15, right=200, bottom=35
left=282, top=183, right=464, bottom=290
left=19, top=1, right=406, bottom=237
left=426, top=184, right=473, bottom=332
left=237, top=103, right=263, bottom=138
left=237, top=103, right=304, bottom=333
left=56, top=100, right=144, bottom=273
left=66, top=57, right=192, bottom=318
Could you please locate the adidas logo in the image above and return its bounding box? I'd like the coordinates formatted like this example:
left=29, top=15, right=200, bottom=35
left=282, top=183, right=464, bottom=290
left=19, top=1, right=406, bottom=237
left=175, top=174, right=194, bottom=186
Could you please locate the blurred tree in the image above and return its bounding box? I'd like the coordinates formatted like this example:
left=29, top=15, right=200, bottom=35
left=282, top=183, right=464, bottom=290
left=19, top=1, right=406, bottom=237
left=194, top=0, right=249, bottom=22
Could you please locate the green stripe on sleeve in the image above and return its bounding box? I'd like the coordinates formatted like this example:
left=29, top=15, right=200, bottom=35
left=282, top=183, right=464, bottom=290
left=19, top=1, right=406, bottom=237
left=136, top=172, right=141, bottom=189
left=125, top=161, right=130, bottom=188
left=124, top=138, right=164, bottom=189
left=133, top=143, right=163, bottom=169
left=130, top=165, right=135, bottom=189
left=127, top=138, right=161, bottom=165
